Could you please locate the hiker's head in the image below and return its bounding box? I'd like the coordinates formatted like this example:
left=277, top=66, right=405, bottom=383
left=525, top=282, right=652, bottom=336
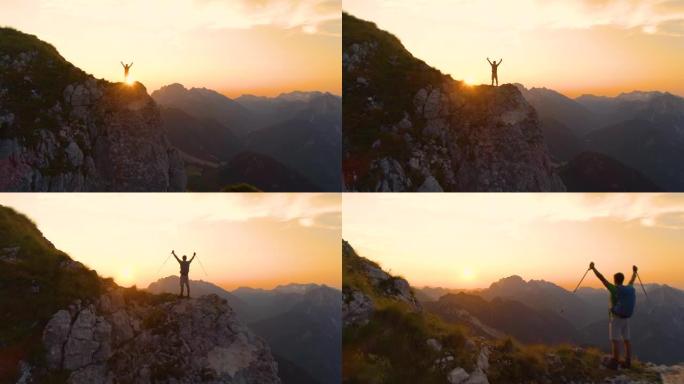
left=182, top=255, right=187, bottom=261
left=614, top=272, right=625, bottom=285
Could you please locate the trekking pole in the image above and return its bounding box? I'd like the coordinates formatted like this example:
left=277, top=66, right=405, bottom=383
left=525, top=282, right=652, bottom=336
left=572, top=268, right=591, bottom=294
left=156, top=252, right=173, bottom=274
left=194, top=253, right=209, bottom=277
left=636, top=272, right=649, bottom=300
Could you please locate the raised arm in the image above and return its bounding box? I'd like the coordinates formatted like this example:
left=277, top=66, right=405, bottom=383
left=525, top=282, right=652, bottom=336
left=172, top=250, right=180, bottom=263
left=590, top=262, right=611, bottom=289
left=628, top=265, right=637, bottom=285
left=497, top=58, right=503, bottom=65
left=129, top=62, right=133, bottom=68
left=121, top=61, right=125, bottom=68
left=189, top=252, right=196, bottom=263
left=486, top=57, right=492, bottom=65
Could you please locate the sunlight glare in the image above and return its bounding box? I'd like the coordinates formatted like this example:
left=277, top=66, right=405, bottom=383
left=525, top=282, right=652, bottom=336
left=117, top=266, right=136, bottom=287
left=461, top=267, right=476, bottom=282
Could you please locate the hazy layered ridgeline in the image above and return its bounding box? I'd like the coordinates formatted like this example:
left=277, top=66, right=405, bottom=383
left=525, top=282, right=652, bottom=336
left=152, top=84, right=342, bottom=192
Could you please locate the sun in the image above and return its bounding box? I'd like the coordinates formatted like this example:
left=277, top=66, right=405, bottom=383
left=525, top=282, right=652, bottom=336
left=117, top=266, right=136, bottom=287
left=463, top=78, right=477, bottom=86
left=461, top=267, right=476, bottom=281
left=125, top=76, right=135, bottom=86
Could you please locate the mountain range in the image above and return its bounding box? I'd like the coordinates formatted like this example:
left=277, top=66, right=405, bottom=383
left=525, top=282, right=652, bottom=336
left=343, top=239, right=683, bottom=383
left=515, top=84, right=684, bottom=191
left=151, top=84, right=342, bottom=192
left=418, top=275, right=684, bottom=365
left=146, top=277, right=342, bottom=384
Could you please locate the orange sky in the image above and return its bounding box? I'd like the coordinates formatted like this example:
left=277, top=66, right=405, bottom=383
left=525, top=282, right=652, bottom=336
left=344, top=0, right=684, bottom=98
left=343, top=194, right=684, bottom=290
left=0, top=0, right=341, bottom=97
left=0, top=193, right=342, bottom=291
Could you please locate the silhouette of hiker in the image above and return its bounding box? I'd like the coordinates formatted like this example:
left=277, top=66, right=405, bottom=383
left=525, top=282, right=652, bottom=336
left=172, top=250, right=195, bottom=298
left=589, top=262, right=638, bottom=370
left=487, top=57, right=502, bottom=86
left=120, top=61, right=133, bottom=81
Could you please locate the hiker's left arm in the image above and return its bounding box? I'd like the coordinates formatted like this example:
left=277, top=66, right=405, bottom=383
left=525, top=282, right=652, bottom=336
left=190, top=252, right=196, bottom=263
left=498, top=59, right=503, bottom=64
left=629, top=265, right=637, bottom=285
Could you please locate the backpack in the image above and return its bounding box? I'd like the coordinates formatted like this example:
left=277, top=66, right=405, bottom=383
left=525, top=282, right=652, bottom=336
left=612, top=285, right=636, bottom=318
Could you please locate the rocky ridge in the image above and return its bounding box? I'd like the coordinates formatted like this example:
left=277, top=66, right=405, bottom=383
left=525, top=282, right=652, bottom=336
left=36, top=289, right=280, bottom=384
left=0, top=27, right=185, bottom=191
left=342, top=14, right=565, bottom=192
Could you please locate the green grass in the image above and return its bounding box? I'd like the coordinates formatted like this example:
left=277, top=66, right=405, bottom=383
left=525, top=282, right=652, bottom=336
left=0, top=205, right=104, bottom=382
left=0, top=27, right=90, bottom=145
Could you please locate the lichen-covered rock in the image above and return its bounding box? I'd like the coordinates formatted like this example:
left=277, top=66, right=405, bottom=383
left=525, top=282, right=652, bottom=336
left=41, top=291, right=280, bottom=384
left=342, top=14, right=565, bottom=192
left=0, top=28, right=185, bottom=191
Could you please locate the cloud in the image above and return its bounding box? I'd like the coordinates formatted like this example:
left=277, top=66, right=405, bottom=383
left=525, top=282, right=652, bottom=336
left=39, top=0, right=340, bottom=36
left=350, top=0, right=684, bottom=36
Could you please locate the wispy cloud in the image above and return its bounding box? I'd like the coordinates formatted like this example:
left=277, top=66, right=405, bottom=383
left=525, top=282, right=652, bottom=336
left=40, top=0, right=341, bottom=36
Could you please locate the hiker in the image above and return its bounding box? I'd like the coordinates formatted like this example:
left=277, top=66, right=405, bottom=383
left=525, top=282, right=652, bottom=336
left=486, top=57, right=502, bottom=86
left=120, top=61, right=133, bottom=81
left=172, top=250, right=196, bottom=298
left=589, top=262, right=638, bottom=370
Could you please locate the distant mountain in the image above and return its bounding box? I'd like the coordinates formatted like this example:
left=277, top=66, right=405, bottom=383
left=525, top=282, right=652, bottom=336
left=153, top=85, right=342, bottom=191
left=146, top=275, right=247, bottom=311
left=515, top=84, right=599, bottom=137
left=416, top=286, right=470, bottom=301
left=479, top=275, right=596, bottom=327
left=232, top=283, right=329, bottom=323
left=187, top=151, right=319, bottom=192
left=582, top=93, right=684, bottom=190
left=159, top=106, right=242, bottom=163
left=426, top=292, right=580, bottom=344
left=560, top=151, right=662, bottom=192
left=151, top=83, right=254, bottom=136
left=250, top=286, right=342, bottom=384
left=342, top=13, right=564, bottom=192
left=517, top=84, right=684, bottom=191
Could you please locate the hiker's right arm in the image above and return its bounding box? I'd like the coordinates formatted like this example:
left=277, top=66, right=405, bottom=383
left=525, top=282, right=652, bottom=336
left=487, top=57, right=492, bottom=64
left=590, top=262, right=611, bottom=289
left=628, top=265, right=637, bottom=285
left=172, top=250, right=180, bottom=263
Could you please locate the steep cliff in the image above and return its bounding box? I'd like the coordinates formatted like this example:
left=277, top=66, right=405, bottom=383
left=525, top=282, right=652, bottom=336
left=0, top=27, right=185, bottom=191
left=342, top=14, right=564, bottom=192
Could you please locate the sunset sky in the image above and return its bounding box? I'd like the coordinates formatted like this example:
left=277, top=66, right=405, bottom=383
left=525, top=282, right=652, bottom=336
left=0, top=193, right=341, bottom=290
left=343, top=194, right=684, bottom=290
left=344, top=0, right=684, bottom=97
left=0, top=0, right=341, bottom=97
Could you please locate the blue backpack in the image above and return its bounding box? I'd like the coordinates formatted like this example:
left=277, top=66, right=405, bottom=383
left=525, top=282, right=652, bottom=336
left=612, top=285, right=636, bottom=318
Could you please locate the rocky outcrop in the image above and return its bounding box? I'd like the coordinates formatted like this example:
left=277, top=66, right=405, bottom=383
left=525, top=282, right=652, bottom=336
left=342, top=14, right=565, bottom=192
left=0, top=27, right=185, bottom=191
left=40, top=290, right=280, bottom=384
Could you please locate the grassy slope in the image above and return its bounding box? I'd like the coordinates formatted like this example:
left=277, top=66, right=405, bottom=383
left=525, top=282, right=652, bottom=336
left=342, top=13, right=448, bottom=183
left=342, top=242, right=661, bottom=384
left=0, top=205, right=104, bottom=381
left=0, top=27, right=88, bottom=144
